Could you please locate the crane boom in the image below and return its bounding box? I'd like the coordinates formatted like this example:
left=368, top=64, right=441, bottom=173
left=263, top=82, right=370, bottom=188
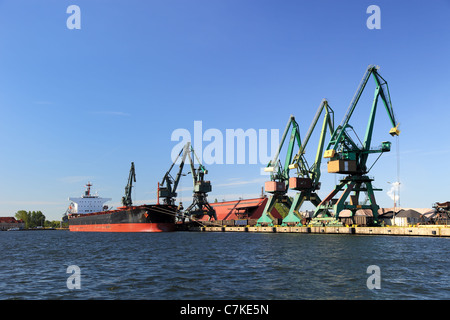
left=265, top=115, right=302, bottom=180
left=121, top=162, right=136, bottom=207
left=301, top=99, right=334, bottom=156
left=159, top=143, right=190, bottom=205
left=324, top=65, right=400, bottom=162
left=289, top=99, right=334, bottom=184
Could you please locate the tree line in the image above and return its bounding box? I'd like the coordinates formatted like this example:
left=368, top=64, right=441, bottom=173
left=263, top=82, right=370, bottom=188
left=14, top=210, right=66, bottom=229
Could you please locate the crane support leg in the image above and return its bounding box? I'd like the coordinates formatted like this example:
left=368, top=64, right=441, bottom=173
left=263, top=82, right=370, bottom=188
left=257, top=196, right=277, bottom=225
left=257, top=194, right=292, bottom=226
left=334, top=180, right=356, bottom=215
left=313, top=179, right=348, bottom=219
left=364, top=181, right=380, bottom=225
left=282, top=192, right=305, bottom=225
left=283, top=191, right=323, bottom=226
left=312, top=175, right=380, bottom=226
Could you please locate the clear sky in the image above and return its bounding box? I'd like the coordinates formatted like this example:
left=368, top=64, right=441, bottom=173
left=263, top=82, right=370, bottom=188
left=0, top=0, right=449, bottom=221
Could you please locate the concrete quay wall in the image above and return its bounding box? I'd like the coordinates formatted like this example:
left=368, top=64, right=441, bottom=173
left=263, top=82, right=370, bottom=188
left=199, top=225, right=450, bottom=237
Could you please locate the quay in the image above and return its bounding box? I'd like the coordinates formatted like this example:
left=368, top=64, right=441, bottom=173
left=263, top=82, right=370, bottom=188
left=193, top=225, right=450, bottom=237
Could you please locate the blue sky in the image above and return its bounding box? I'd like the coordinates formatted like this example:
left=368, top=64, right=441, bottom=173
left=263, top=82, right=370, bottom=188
left=0, top=0, right=449, bottom=221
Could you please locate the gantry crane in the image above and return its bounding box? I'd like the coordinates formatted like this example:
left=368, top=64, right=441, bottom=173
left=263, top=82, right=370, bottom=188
left=283, top=99, right=334, bottom=225
left=184, top=143, right=217, bottom=221
left=121, top=162, right=136, bottom=207
left=159, top=142, right=217, bottom=221
left=312, top=65, right=400, bottom=226
left=256, top=115, right=302, bottom=225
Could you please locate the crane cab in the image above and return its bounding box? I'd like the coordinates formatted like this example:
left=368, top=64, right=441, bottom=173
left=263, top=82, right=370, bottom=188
left=264, top=181, right=286, bottom=193
left=159, top=187, right=177, bottom=199
left=289, top=177, right=314, bottom=191
left=194, top=181, right=212, bottom=193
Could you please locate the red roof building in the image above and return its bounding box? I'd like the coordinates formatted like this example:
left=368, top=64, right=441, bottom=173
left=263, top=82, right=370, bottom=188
left=0, top=217, right=25, bottom=230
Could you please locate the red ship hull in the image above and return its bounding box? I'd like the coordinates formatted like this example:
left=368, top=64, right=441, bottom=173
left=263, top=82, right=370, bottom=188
left=69, top=222, right=175, bottom=232
left=68, top=204, right=177, bottom=232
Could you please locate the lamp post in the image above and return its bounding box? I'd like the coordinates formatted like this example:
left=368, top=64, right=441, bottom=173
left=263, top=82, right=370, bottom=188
left=388, top=181, right=399, bottom=225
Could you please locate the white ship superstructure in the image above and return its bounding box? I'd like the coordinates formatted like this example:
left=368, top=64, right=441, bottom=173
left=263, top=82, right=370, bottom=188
left=68, top=182, right=112, bottom=214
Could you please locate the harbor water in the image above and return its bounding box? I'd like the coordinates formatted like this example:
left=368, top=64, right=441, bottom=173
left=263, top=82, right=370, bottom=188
left=0, top=230, right=449, bottom=300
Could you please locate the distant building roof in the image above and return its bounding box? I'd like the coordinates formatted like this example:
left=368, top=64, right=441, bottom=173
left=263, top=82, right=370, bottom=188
left=395, top=209, right=422, bottom=218
left=0, top=217, right=21, bottom=223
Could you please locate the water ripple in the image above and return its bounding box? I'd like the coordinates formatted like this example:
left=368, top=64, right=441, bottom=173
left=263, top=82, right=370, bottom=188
left=0, top=231, right=449, bottom=299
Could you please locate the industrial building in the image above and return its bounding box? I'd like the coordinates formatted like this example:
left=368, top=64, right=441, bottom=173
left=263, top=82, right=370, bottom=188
left=0, top=217, right=25, bottom=231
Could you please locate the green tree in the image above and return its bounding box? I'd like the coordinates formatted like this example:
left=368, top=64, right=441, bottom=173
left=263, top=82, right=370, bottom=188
left=44, top=220, right=66, bottom=229
left=30, top=211, right=45, bottom=228
left=14, top=210, right=46, bottom=228
left=15, top=210, right=31, bottom=228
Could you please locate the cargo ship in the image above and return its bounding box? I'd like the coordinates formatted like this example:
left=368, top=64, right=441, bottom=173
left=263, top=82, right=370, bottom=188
left=66, top=182, right=177, bottom=232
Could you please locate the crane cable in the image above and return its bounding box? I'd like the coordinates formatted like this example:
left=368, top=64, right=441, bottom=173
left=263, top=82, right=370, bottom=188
left=396, top=135, right=401, bottom=207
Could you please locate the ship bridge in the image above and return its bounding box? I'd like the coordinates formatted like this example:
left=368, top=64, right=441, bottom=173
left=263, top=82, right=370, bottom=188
left=68, top=182, right=112, bottom=214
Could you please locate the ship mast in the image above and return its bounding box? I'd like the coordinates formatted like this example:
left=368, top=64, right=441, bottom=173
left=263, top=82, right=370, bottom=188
left=85, top=182, right=92, bottom=197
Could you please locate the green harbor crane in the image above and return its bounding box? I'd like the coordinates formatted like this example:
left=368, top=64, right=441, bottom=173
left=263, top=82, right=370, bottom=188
left=312, top=65, right=400, bottom=226
left=121, top=162, right=136, bottom=207
left=256, top=115, right=302, bottom=226
left=283, top=99, right=334, bottom=225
